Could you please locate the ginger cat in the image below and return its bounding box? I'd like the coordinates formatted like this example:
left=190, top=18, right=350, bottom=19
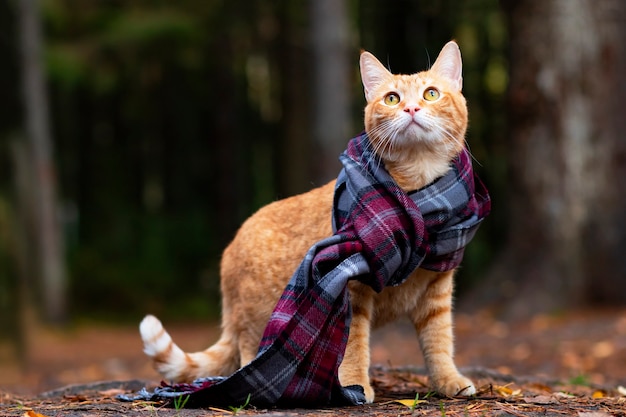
left=140, top=41, right=476, bottom=403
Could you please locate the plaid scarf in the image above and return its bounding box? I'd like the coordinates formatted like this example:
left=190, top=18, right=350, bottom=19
left=120, top=132, right=490, bottom=408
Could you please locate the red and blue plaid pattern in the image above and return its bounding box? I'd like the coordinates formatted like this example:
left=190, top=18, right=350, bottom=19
left=121, top=132, right=490, bottom=408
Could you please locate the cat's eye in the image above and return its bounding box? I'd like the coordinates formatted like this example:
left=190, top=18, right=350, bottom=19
left=423, top=87, right=440, bottom=101
left=383, top=92, right=400, bottom=106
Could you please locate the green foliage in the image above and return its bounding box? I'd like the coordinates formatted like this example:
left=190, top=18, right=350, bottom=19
left=439, top=400, right=447, bottom=417
left=100, top=11, right=200, bottom=46
left=409, top=391, right=422, bottom=411
left=569, top=374, right=591, bottom=387
left=45, top=44, right=88, bottom=89
left=69, top=210, right=220, bottom=320
left=229, top=394, right=251, bottom=415
left=173, top=394, right=190, bottom=412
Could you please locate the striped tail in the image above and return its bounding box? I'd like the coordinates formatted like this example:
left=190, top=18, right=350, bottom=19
left=139, top=314, right=239, bottom=382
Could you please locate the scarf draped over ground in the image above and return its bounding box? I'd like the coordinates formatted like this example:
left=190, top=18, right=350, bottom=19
left=119, top=132, right=490, bottom=408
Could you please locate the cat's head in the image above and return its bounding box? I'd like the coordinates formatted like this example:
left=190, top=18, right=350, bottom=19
left=359, top=41, right=468, bottom=166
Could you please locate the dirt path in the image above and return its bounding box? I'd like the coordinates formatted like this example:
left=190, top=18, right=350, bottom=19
left=2, top=308, right=626, bottom=415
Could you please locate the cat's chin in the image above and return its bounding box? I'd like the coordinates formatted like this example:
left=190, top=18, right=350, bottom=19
left=387, top=132, right=447, bottom=156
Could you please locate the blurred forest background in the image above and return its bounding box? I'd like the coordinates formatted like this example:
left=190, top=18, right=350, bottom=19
left=0, top=0, right=625, bottom=343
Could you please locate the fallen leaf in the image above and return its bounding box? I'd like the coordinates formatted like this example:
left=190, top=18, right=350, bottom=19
left=393, top=398, right=427, bottom=408
left=98, top=388, right=126, bottom=397
left=494, top=385, right=513, bottom=396
left=63, top=394, right=88, bottom=402
left=493, top=384, right=521, bottom=397
left=578, top=412, right=613, bottom=417
left=474, top=384, right=494, bottom=396
left=528, top=382, right=553, bottom=393
left=591, top=390, right=605, bottom=399
left=23, top=411, right=50, bottom=417
left=523, top=395, right=558, bottom=404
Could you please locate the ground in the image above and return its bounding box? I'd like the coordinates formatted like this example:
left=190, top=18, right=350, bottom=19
left=1, top=308, right=626, bottom=416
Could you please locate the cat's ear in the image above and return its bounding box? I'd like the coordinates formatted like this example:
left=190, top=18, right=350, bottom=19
left=430, top=41, right=463, bottom=91
left=360, top=51, right=392, bottom=102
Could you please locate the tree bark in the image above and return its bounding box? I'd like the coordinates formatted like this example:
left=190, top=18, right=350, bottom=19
left=309, top=0, right=352, bottom=184
left=482, top=0, right=626, bottom=318
left=17, top=0, right=67, bottom=323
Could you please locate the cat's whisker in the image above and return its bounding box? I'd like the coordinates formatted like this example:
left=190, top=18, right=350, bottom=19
left=372, top=136, right=391, bottom=175
left=436, top=120, right=482, bottom=166
left=420, top=114, right=481, bottom=165
left=367, top=121, right=399, bottom=175
left=462, top=139, right=482, bottom=166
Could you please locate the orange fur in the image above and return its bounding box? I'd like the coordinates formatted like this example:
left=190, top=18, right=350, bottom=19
left=140, top=41, right=475, bottom=403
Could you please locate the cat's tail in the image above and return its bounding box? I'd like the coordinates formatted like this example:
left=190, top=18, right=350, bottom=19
left=139, top=314, right=239, bottom=382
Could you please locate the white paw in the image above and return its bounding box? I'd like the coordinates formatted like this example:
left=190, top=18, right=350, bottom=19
left=363, top=383, right=375, bottom=403
left=434, top=374, right=476, bottom=397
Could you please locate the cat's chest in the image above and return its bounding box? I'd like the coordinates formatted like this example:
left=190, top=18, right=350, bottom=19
left=370, top=268, right=440, bottom=328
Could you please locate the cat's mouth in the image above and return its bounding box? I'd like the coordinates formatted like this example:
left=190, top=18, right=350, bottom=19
left=407, top=119, right=429, bottom=133
left=410, top=119, right=425, bottom=128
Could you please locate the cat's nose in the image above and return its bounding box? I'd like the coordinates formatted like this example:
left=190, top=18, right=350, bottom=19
left=403, top=106, right=420, bottom=116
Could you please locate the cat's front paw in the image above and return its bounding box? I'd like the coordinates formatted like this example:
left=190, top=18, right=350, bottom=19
left=362, top=383, right=375, bottom=403
left=432, top=374, right=476, bottom=397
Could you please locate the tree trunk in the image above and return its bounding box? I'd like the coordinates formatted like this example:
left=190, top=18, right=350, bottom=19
left=17, top=0, right=67, bottom=323
left=482, top=0, right=626, bottom=318
left=309, top=0, right=352, bottom=184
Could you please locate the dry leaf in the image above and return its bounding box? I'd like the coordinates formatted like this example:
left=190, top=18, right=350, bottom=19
left=98, top=388, right=126, bottom=397
left=591, top=390, right=605, bottom=399
left=393, top=398, right=427, bottom=408
left=63, top=394, right=88, bottom=402
left=578, top=412, right=613, bottom=417
left=494, top=385, right=513, bottom=396
left=524, top=395, right=558, bottom=404
left=23, top=411, right=50, bottom=417
left=529, top=382, right=553, bottom=393
left=493, top=384, right=521, bottom=397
